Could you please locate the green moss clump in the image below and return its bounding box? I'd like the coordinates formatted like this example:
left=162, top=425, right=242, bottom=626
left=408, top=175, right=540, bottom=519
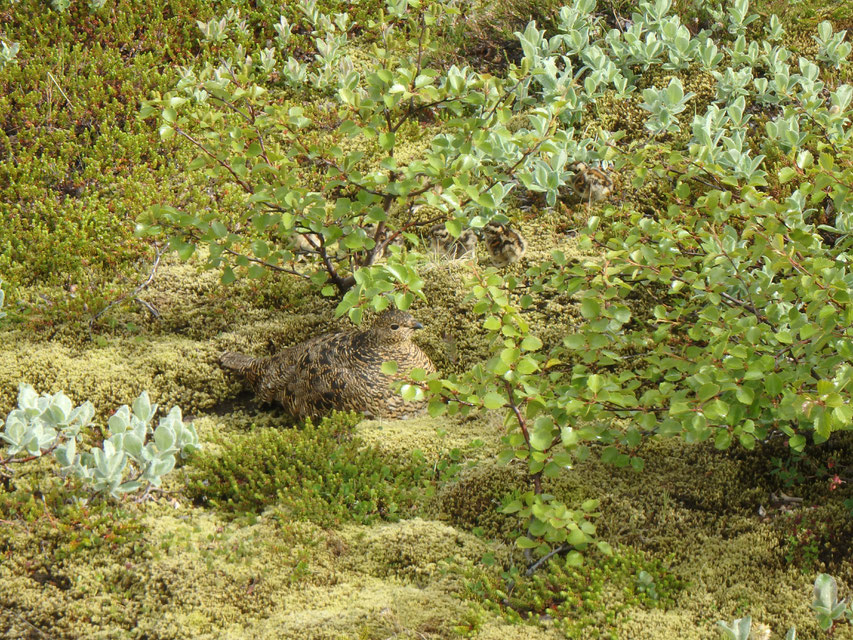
left=339, top=518, right=494, bottom=585
left=187, top=412, right=433, bottom=526
left=437, top=458, right=529, bottom=541
left=458, top=547, right=688, bottom=637
left=776, top=503, right=853, bottom=573
left=0, top=471, right=146, bottom=565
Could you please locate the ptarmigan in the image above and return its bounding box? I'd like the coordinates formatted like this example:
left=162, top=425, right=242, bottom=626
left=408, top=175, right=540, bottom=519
left=428, top=224, right=478, bottom=260
left=219, top=309, right=436, bottom=419
left=482, top=222, right=527, bottom=268
left=567, top=162, right=616, bottom=204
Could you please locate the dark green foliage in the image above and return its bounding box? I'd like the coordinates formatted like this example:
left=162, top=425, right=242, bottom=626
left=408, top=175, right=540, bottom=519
left=0, top=0, right=383, bottom=329
left=778, top=505, right=853, bottom=573
left=0, top=472, right=145, bottom=563
left=0, top=2, right=200, bottom=325
left=458, top=547, right=687, bottom=636
left=187, top=412, right=432, bottom=526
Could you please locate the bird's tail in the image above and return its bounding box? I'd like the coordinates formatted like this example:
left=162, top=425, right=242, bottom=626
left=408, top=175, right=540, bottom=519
left=219, top=352, right=258, bottom=379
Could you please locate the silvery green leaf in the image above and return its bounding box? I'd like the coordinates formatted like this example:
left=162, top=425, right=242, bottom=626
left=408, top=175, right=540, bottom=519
left=3, top=440, right=23, bottom=457
left=69, top=401, right=95, bottom=429
left=78, top=450, right=96, bottom=469
left=132, top=391, right=156, bottom=424
left=154, top=424, right=176, bottom=453
left=109, top=406, right=131, bottom=434
left=813, top=573, right=838, bottom=609
left=52, top=392, right=73, bottom=420
left=123, top=432, right=144, bottom=460
left=141, top=442, right=158, bottom=462
left=24, top=432, right=44, bottom=457
left=75, top=463, right=94, bottom=480
left=1, top=412, right=26, bottom=442
left=178, top=423, right=200, bottom=456
left=117, top=480, right=143, bottom=494
left=92, top=448, right=107, bottom=472
left=4, top=408, right=26, bottom=428
left=132, top=420, right=146, bottom=442
left=43, top=403, right=68, bottom=428
left=715, top=616, right=750, bottom=640
left=151, top=454, right=176, bottom=479
left=102, top=438, right=117, bottom=458
left=17, top=383, right=38, bottom=411
left=55, top=439, right=76, bottom=468
left=0, top=427, right=21, bottom=450
left=92, top=448, right=125, bottom=479
left=106, top=451, right=127, bottom=477
left=164, top=406, right=183, bottom=426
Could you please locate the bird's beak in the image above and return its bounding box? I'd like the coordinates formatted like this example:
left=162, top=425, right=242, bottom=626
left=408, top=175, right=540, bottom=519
left=412, top=321, right=424, bottom=330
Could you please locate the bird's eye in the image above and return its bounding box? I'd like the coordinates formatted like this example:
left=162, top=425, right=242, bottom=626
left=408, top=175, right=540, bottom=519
left=391, top=324, right=400, bottom=330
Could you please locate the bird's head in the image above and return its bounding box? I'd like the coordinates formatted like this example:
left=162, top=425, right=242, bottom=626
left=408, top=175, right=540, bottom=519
left=370, top=309, right=425, bottom=343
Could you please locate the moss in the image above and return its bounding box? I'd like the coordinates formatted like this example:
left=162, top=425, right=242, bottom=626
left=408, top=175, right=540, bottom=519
left=457, top=545, right=687, bottom=637
left=356, top=412, right=502, bottom=462
left=0, top=509, right=486, bottom=639
left=338, top=518, right=494, bottom=584
left=437, top=458, right=530, bottom=541
left=0, top=329, right=230, bottom=419
left=0, top=470, right=147, bottom=565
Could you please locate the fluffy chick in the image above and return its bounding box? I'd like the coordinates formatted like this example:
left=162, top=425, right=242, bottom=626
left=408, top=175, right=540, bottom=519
left=428, top=224, right=478, bottom=260
left=219, top=310, right=436, bottom=420
left=482, top=222, right=527, bottom=268
left=568, top=162, right=616, bottom=204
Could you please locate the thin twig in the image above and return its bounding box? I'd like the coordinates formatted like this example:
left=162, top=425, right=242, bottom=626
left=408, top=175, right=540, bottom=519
left=218, top=242, right=312, bottom=279
left=0, top=442, right=61, bottom=467
left=47, top=71, right=75, bottom=112
left=525, top=544, right=569, bottom=576
left=17, top=615, right=49, bottom=639
left=133, top=297, right=160, bottom=318
left=173, top=127, right=255, bottom=194
left=89, top=244, right=167, bottom=329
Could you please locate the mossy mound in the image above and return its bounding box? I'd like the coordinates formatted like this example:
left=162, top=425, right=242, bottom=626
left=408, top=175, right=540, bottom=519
left=0, top=330, right=228, bottom=419
left=0, top=509, right=487, bottom=640
left=356, top=412, right=503, bottom=462
left=339, top=517, right=497, bottom=584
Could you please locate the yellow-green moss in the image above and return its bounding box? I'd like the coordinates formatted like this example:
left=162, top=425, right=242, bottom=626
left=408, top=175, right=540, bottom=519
left=356, top=412, right=503, bottom=462
left=338, top=518, right=495, bottom=583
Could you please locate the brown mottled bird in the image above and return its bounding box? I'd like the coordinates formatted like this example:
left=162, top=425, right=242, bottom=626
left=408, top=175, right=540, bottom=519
left=567, top=162, right=616, bottom=204
left=219, top=310, right=436, bottom=420
left=429, top=224, right=478, bottom=260
left=482, top=221, right=528, bottom=268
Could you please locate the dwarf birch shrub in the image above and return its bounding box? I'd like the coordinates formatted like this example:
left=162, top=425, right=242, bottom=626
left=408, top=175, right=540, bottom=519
left=137, top=0, right=603, bottom=321
left=419, top=0, right=853, bottom=558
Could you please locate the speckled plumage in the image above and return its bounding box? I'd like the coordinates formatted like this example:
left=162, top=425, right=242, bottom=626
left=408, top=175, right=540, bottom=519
left=428, top=224, right=478, bottom=260
left=568, top=162, right=616, bottom=204
left=482, top=222, right=527, bottom=268
left=219, top=310, right=436, bottom=419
